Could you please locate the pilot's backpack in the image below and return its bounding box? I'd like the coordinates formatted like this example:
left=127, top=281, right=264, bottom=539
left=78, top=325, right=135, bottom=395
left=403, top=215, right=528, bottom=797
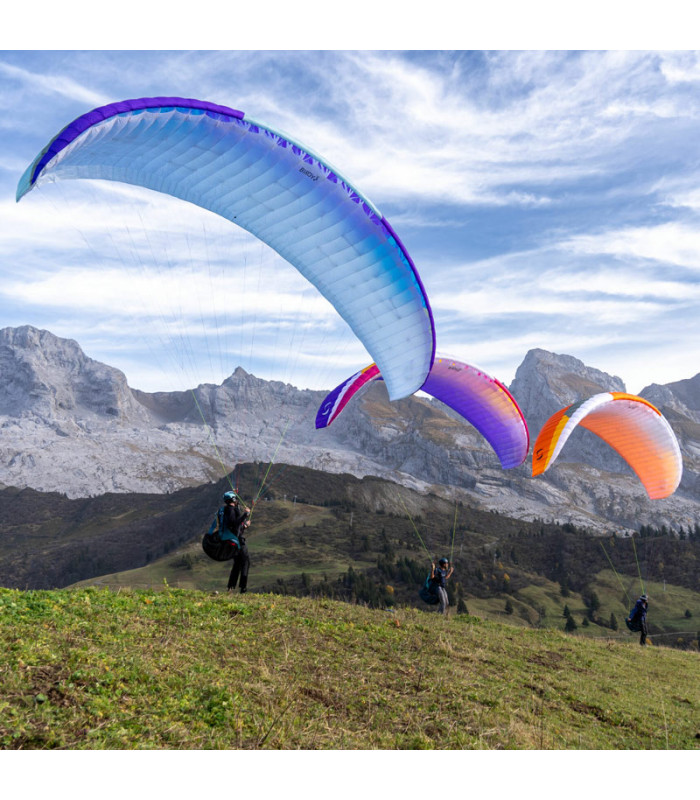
left=419, top=575, right=439, bottom=605
left=202, top=530, right=241, bottom=562
left=625, top=605, right=642, bottom=632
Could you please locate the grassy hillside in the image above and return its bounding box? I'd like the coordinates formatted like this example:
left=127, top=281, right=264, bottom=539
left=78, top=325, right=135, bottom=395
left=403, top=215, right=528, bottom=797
left=2, top=463, right=698, bottom=650
left=0, top=586, right=697, bottom=750
left=77, top=490, right=700, bottom=650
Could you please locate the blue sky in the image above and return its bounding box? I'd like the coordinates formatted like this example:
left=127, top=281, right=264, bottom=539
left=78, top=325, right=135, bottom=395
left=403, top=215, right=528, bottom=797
left=2, top=48, right=700, bottom=394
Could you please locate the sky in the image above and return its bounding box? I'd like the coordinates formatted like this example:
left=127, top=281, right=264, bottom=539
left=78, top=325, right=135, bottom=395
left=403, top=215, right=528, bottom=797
left=2, top=42, right=700, bottom=396
left=1, top=12, right=682, bottom=788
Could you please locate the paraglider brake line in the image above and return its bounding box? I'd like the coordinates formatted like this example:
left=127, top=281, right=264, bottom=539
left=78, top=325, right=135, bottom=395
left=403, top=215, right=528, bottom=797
left=250, top=418, right=293, bottom=520
left=188, top=389, right=237, bottom=493
left=399, top=497, right=432, bottom=562
left=630, top=536, right=646, bottom=596
left=598, top=540, right=633, bottom=608
left=450, top=501, right=458, bottom=563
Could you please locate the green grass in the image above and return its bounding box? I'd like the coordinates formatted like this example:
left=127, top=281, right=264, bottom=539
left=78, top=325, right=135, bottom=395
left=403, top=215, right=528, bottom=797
left=70, top=498, right=699, bottom=651
left=1, top=586, right=697, bottom=750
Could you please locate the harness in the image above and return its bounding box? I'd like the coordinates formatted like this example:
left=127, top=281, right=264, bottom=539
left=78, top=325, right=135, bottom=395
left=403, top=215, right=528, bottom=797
left=202, top=504, right=245, bottom=562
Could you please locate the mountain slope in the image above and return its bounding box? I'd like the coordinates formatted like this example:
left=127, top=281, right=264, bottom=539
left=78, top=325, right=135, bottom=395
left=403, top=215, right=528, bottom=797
left=3, top=462, right=698, bottom=657
left=0, top=325, right=699, bottom=533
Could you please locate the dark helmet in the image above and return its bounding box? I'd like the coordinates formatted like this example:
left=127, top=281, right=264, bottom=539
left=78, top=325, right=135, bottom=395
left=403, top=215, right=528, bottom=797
left=223, top=490, right=239, bottom=504
left=439, top=558, right=449, bottom=566
left=640, top=594, right=648, bottom=602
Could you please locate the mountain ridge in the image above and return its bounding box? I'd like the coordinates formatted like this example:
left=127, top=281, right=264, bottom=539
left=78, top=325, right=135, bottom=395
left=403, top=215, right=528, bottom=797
left=0, top=324, right=698, bottom=533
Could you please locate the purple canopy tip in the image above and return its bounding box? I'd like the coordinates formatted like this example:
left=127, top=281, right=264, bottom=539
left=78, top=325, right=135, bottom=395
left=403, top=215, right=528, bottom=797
left=29, top=97, right=246, bottom=189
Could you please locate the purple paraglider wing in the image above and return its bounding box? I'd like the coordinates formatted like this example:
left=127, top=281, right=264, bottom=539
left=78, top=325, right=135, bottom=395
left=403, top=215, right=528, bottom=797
left=315, top=354, right=529, bottom=469
left=422, top=356, right=529, bottom=469
left=315, top=363, right=381, bottom=429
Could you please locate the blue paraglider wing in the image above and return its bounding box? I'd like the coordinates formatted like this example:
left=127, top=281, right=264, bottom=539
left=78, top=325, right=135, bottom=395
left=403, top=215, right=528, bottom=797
left=17, top=97, right=435, bottom=400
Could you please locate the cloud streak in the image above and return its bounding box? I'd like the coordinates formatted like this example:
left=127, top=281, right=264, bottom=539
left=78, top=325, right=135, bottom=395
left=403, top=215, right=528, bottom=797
left=1, top=50, right=699, bottom=396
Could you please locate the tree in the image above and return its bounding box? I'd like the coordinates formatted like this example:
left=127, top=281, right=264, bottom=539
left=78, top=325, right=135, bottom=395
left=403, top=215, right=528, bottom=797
left=505, top=598, right=514, bottom=615
left=588, top=591, right=601, bottom=613
left=457, top=597, right=469, bottom=615
left=610, top=613, right=618, bottom=631
left=565, top=615, right=578, bottom=632
left=563, top=604, right=571, bottom=618
left=685, top=609, right=693, bottom=619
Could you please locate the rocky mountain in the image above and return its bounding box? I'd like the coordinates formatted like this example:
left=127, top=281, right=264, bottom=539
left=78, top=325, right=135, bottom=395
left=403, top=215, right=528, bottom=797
left=1, top=325, right=699, bottom=534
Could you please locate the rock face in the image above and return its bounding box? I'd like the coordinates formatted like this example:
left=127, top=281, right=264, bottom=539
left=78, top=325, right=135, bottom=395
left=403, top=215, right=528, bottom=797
left=0, top=326, right=150, bottom=425
left=510, top=349, right=625, bottom=435
left=510, top=349, right=629, bottom=472
left=0, top=325, right=698, bottom=534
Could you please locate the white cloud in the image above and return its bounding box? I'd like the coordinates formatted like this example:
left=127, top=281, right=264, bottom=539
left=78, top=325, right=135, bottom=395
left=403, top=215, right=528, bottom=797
left=0, top=264, right=338, bottom=321
left=659, top=51, right=700, bottom=84
left=652, top=176, right=700, bottom=211
left=0, top=61, right=106, bottom=108
left=564, top=222, right=700, bottom=270
left=247, top=51, right=678, bottom=209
